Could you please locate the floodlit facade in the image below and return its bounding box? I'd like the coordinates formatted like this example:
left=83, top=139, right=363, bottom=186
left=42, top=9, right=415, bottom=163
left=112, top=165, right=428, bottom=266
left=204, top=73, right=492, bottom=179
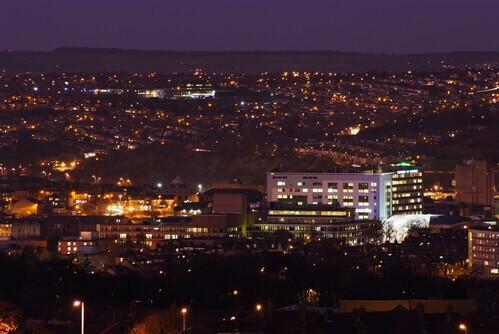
left=267, top=171, right=393, bottom=220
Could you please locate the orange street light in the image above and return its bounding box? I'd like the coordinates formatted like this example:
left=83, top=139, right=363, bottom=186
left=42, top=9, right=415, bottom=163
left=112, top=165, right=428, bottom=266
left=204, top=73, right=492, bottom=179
left=73, top=300, right=84, bottom=334
left=181, top=308, right=188, bottom=331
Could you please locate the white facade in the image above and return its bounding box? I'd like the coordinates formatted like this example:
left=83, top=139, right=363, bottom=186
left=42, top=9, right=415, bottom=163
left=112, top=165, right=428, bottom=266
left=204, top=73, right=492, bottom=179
left=267, top=172, right=393, bottom=220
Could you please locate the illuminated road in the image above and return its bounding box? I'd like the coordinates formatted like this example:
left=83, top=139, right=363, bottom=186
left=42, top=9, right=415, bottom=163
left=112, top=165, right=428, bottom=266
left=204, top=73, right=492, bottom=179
left=469, top=86, right=499, bottom=94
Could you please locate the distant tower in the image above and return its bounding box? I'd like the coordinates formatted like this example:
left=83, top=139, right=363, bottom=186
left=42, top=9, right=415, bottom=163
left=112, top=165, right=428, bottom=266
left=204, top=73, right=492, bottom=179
left=391, top=162, right=423, bottom=215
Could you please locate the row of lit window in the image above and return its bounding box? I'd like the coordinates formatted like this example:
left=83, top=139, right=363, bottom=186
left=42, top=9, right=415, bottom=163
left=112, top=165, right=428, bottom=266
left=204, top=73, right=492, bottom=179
left=276, top=182, right=377, bottom=190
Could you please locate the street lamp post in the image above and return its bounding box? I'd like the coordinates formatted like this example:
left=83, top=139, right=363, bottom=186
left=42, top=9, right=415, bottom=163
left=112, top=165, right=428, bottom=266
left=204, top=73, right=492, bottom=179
left=459, top=323, right=468, bottom=334
left=232, top=290, right=240, bottom=330
left=181, top=307, right=188, bottom=332
left=73, top=300, right=84, bottom=334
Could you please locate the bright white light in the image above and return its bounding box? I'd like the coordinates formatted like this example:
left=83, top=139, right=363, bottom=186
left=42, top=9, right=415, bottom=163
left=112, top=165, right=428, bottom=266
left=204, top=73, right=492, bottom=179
left=383, top=214, right=436, bottom=242
left=157, top=182, right=163, bottom=188
left=348, top=126, right=360, bottom=135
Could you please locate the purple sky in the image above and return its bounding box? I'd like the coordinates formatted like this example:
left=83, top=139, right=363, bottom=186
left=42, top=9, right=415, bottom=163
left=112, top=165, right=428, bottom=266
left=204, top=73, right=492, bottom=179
left=1, top=0, right=498, bottom=53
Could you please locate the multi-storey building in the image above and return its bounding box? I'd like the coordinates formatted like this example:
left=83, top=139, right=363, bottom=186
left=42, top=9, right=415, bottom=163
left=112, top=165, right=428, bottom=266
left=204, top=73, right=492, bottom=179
left=57, top=239, right=101, bottom=255
left=96, top=213, right=247, bottom=243
left=468, top=225, right=499, bottom=279
left=249, top=219, right=381, bottom=245
left=267, top=171, right=393, bottom=220
left=455, top=159, right=496, bottom=207
left=249, top=202, right=381, bottom=244
left=266, top=202, right=354, bottom=224
left=0, top=218, right=41, bottom=240
left=391, top=165, right=423, bottom=215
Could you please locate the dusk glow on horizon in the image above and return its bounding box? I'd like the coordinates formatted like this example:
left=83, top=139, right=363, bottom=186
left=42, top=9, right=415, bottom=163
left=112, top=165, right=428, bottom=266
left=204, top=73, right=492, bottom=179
left=0, top=2, right=498, bottom=333
left=1, top=0, right=499, bottom=52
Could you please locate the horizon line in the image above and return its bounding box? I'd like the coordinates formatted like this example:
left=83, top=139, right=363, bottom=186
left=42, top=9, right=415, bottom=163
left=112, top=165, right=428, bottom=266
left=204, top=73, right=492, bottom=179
left=2, top=47, right=499, bottom=57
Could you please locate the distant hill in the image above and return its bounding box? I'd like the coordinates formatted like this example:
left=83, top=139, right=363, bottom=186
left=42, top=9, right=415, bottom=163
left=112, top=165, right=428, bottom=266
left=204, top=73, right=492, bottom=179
left=1, top=48, right=498, bottom=74
left=73, top=145, right=337, bottom=187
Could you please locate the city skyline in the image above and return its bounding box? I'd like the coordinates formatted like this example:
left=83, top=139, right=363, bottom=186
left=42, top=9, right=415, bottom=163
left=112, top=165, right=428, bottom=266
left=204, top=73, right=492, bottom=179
left=0, top=2, right=498, bottom=333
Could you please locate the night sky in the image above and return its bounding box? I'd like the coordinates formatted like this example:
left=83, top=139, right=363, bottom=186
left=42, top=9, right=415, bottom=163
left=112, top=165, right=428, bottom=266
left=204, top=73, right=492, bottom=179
left=2, top=0, right=498, bottom=53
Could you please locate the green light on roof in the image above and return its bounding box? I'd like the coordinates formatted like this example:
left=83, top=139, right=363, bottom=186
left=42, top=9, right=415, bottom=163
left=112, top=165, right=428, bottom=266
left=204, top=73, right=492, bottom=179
left=396, top=162, right=412, bottom=167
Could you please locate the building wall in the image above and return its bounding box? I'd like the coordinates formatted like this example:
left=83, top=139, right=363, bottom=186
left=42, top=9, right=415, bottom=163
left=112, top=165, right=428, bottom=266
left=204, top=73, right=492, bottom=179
left=468, top=228, right=499, bottom=278
left=0, top=221, right=41, bottom=239
left=57, top=240, right=99, bottom=255
left=392, top=168, right=423, bottom=215
left=96, top=223, right=228, bottom=241
left=267, top=172, right=393, bottom=220
left=456, top=159, right=496, bottom=207
left=267, top=207, right=353, bottom=224
left=212, top=193, right=245, bottom=214
left=249, top=220, right=381, bottom=245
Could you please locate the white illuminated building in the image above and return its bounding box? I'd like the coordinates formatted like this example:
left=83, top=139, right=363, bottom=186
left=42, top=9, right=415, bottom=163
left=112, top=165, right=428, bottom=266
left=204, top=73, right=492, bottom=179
left=267, top=171, right=393, bottom=220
